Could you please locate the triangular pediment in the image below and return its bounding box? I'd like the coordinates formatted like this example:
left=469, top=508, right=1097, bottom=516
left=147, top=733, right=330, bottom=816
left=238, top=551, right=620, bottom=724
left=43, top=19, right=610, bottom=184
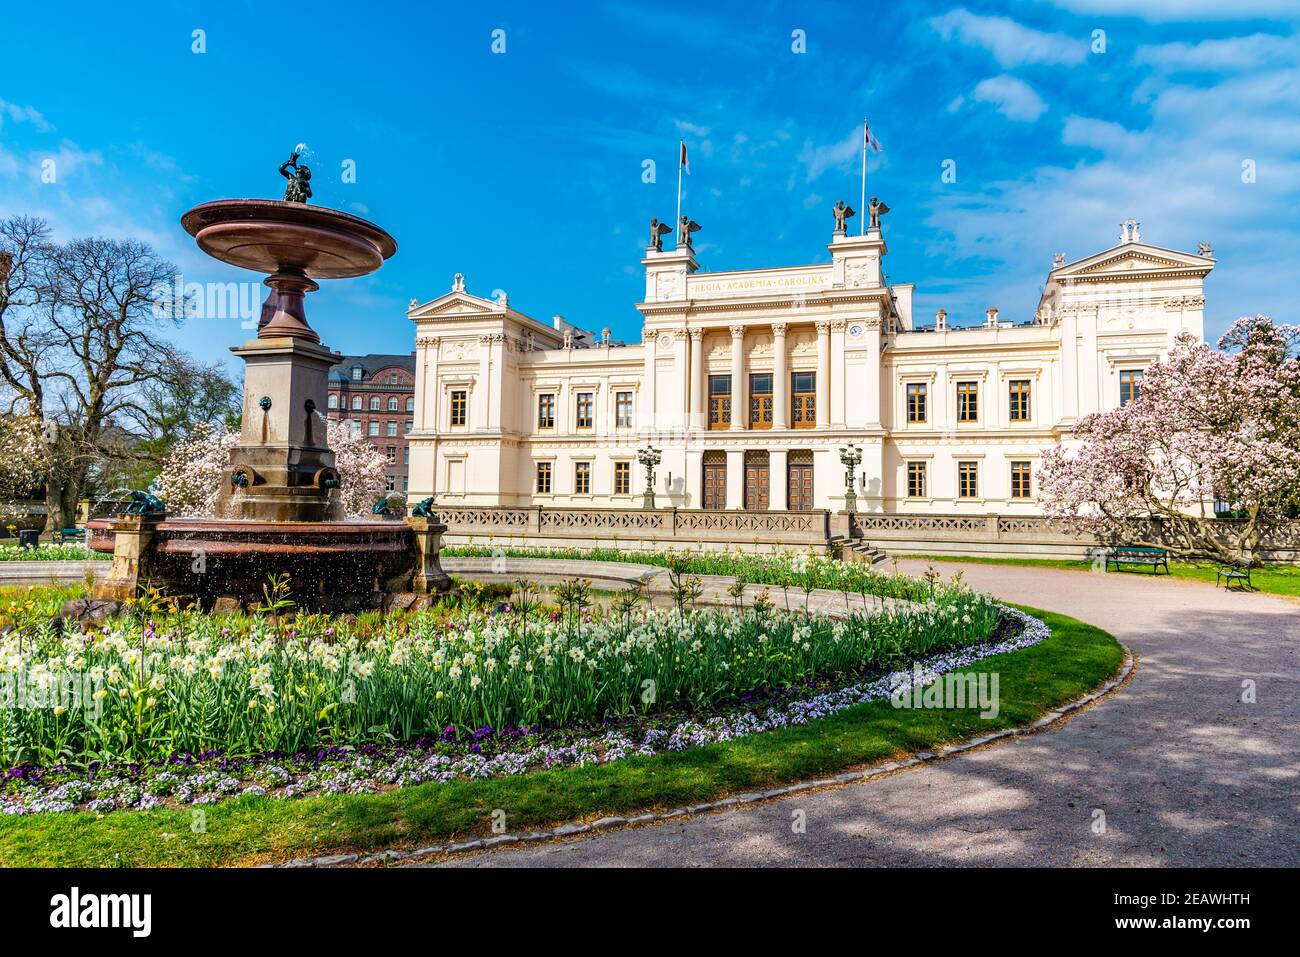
left=408, top=290, right=503, bottom=320
left=1053, top=242, right=1212, bottom=279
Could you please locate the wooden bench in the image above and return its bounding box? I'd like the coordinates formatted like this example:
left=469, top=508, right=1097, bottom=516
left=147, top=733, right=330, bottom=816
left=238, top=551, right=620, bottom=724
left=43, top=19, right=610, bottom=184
left=1105, top=546, right=1169, bottom=575
left=53, top=527, right=87, bottom=545
left=1216, top=559, right=1253, bottom=590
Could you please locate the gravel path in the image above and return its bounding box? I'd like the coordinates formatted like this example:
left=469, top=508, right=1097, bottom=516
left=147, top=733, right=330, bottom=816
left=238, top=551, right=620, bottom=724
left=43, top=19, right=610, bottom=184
left=423, top=560, right=1299, bottom=867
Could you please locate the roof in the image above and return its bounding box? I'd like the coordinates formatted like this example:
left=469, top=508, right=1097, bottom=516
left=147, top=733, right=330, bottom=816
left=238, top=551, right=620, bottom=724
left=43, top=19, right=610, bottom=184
left=329, top=353, right=416, bottom=382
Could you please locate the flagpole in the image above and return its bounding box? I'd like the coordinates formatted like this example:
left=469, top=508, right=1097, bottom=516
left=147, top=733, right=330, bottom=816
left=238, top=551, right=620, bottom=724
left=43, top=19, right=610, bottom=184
left=860, top=119, right=867, bottom=236
left=676, top=141, right=684, bottom=245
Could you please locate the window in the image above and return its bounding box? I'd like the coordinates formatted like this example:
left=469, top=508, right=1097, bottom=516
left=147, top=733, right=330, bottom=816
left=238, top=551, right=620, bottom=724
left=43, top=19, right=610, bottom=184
left=1009, top=380, right=1031, bottom=421
left=385, top=476, right=395, bottom=492
left=1010, top=461, right=1032, bottom=499
left=387, top=397, right=398, bottom=412
left=368, top=421, right=380, bottom=437
left=749, top=373, right=773, bottom=429
left=537, top=393, right=555, bottom=429
left=1120, top=369, right=1143, bottom=407
left=957, top=382, right=978, bottom=422
left=574, top=461, right=591, bottom=495
left=907, top=461, right=927, bottom=498
left=405, top=397, right=415, bottom=413
left=613, top=461, right=631, bottom=495
left=449, top=389, right=467, bottom=426
left=327, top=394, right=338, bottom=410
left=958, top=461, right=979, bottom=499
left=404, top=420, right=412, bottom=434
left=388, top=373, right=398, bottom=385
left=575, top=392, right=594, bottom=429
left=906, top=382, right=927, bottom=423
left=386, top=446, right=396, bottom=463
left=351, top=366, right=363, bottom=381
left=709, top=375, right=732, bottom=429
left=403, top=447, right=409, bottom=465
left=351, top=395, right=362, bottom=411
left=535, top=461, right=552, bottom=494
left=791, top=372, right=816, bottom=428
left=350, top=420, right=361, bottom=436
left=615, top=391, right=633, bottom=428
left=369, top=396, right=380, bottom=411
left=387, top=421, right=397, bottom=437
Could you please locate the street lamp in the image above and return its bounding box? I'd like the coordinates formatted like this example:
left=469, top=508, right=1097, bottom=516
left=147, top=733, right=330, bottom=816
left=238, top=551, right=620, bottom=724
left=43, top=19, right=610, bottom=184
left=839, top=443, right=862, bottom=514
left=638, top=445, right=662, bottom=509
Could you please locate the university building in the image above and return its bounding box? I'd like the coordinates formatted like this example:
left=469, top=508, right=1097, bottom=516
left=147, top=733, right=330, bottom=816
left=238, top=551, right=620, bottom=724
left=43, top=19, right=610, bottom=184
left=405, top=214, right=1212, bottom=515
left=325, top=353, right=417, bottom=493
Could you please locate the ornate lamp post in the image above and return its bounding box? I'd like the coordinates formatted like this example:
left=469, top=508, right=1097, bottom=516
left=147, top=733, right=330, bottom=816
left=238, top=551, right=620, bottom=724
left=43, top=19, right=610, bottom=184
left=839, top=443, right=862, bottom=514
left=638, top=445, right=662, bottom=509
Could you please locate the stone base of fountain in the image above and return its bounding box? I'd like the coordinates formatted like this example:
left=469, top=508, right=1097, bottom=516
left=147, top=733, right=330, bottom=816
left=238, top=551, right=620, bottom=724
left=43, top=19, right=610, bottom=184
left=86, top=514, right=452, bottom=614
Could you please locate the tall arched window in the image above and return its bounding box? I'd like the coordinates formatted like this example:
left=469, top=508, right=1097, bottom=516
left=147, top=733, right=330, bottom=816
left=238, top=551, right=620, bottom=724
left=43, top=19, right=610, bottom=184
left=327, top=394, right=338, bottom=409
left=369, top=396, right=380, bottom=411
left=351, top=395, right=362, bottom=410
left=405, top=397, right=414, bottom=412
left=387, top=397, right=398, bottom=411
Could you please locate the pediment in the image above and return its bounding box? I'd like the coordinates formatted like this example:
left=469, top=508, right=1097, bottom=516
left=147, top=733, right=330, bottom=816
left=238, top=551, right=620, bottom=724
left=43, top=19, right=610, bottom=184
left=409, top=290, right=503, bottom=320
left=1054, top=242, right=1212, bottom=280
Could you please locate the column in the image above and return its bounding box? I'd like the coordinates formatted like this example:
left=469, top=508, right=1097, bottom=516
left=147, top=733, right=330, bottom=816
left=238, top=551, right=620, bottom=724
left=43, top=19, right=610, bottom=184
left=475, top=335, right=492, bottom=430
left=416, top=336, right=439, bottom=430
left=689, top=328, right=705, bottom=430
left=487, top=334, right=505, bottom=430
left=672, top=329, right=689, bottom=431
left=830, top=319, right=846, bottom=427
left=772, top=323, right=788, bottom=430
left=863, top=321, right=882, bottom=429
left=729, top=324, right=747, bottom=430
left=725, top=448, right=744, bottom=509
left=642, top=329, right=657, bottom=430
left=815, top=321, right=830, bottom=428
left=769, top=448, right=788, bottom=511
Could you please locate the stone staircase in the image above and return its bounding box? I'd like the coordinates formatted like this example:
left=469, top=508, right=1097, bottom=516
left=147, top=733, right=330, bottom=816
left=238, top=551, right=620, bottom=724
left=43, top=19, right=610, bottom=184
left=830, top=536, right=889, bottom=565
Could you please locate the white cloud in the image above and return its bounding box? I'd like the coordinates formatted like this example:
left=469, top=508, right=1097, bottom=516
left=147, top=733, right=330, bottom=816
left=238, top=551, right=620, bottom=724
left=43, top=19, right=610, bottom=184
left=0, top=98, right=53, bottom=133
left=1039, top=0, right=1300, bottom=22
left=797, top=127, right=862, bottom=182
left=1134, top=33, right=1299, bottom=72
left=971, top=75, right=1048, bottom=122
left=930, top=9, right=1086, bottom=67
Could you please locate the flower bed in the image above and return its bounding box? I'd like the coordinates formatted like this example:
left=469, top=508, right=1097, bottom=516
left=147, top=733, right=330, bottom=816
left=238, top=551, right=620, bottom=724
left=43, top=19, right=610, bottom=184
left=0, top=541, right=106, bottom=562
left=1, top=608, right=1046, bottom=815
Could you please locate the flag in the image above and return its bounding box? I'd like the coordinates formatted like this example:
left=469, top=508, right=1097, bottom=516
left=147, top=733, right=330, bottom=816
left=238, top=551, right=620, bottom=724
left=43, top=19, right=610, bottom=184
left=680, top=141, right=690, bottom=174
left=864, top=122, right=882, bottom=153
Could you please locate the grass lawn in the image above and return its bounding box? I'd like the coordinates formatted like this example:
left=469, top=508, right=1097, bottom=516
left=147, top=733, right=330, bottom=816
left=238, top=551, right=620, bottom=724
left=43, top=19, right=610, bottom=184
left=897, top=554, right=1300, bottom=598
left=0, top=606, right=1124, bottom=867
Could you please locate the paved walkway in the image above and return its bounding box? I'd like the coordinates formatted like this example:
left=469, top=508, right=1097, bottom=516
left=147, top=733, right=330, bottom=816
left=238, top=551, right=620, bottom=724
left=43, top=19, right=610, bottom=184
left=426, top=560, right=1299, bottom=867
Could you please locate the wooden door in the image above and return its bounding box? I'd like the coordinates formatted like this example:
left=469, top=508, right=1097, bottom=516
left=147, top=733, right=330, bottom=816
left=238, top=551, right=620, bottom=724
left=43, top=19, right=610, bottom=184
left=702, top=462, right=727, bottom=510
left=788, top=464, right=814, bottom=511
left=744, top=455, right=770, bottom=510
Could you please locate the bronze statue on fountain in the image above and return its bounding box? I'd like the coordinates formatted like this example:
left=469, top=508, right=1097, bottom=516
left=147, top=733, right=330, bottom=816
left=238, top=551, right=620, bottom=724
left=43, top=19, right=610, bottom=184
left=84, top=155, right=451, bottom=615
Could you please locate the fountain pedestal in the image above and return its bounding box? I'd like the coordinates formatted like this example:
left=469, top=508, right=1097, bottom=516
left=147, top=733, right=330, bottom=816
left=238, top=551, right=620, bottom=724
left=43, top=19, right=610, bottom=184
left=220, top=336, right=339, bottom=522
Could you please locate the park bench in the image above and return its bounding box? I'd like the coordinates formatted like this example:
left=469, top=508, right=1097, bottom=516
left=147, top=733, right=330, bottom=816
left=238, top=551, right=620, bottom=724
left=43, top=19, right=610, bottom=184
left=1105, top=546, right=1169, bottom=575
left=53, top=527, right=87, bottom=545
left=1216, top=559, right=1253, bottom=591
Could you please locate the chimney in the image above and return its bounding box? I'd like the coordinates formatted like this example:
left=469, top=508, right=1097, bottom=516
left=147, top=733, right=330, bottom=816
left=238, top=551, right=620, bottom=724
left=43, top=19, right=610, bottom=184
left=552, top=315, right=564, bottom=330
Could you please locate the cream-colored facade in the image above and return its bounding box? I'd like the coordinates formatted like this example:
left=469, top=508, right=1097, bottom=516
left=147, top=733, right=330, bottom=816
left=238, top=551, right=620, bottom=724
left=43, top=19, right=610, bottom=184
left=406, top=218, right=1212, bottom=515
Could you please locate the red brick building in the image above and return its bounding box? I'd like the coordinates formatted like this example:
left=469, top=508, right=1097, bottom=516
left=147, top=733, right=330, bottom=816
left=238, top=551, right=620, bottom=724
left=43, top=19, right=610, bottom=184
left=326, top=353, right=417, bottom=494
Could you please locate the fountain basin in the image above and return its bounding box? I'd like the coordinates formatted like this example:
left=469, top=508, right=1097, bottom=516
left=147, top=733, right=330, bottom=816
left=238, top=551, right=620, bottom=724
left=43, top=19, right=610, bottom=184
left=87, top=516, right=451, bottom=613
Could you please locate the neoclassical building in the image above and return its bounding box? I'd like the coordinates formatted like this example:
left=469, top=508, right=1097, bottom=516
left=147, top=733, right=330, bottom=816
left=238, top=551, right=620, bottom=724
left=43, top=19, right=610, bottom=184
left=405, top=215, right=1212, bottom=515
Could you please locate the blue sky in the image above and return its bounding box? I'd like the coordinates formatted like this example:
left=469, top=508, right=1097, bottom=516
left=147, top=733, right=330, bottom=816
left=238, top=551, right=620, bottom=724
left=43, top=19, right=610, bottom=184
left=2, top=0, right=1297, bottom=372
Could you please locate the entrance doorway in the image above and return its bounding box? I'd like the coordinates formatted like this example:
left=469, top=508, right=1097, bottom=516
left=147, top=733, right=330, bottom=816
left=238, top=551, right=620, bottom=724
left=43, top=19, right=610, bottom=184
left=744, top=451, right=770, bottom=510
left=702, top=452, right=727, bottom=510
left=787, top=449, right=814, bottom=511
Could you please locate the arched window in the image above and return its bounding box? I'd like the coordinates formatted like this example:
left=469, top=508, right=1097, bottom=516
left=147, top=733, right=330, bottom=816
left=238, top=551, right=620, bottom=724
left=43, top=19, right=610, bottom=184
left=369, top=396, right=380, bottom=411
left=405, top=397, right=414, bottom=412
left=327, top=394, right=338, bottom=409
left=351, top=395, right=362, bottom=410
left=387, top=397, right=398, bottom=412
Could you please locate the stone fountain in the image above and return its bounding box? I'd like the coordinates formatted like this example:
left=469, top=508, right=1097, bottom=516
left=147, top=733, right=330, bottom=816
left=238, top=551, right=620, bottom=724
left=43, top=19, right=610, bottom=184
left=86, top=156, right=451, bottom=613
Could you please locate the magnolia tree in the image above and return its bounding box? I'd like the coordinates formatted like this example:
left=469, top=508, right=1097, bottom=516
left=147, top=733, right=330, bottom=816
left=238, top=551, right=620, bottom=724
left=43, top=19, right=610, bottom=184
left=1039, top=316, right=1300, bottom=564
left=153, top=419, right=388, bottom=518
left=0, top=413, right=47, bottom=521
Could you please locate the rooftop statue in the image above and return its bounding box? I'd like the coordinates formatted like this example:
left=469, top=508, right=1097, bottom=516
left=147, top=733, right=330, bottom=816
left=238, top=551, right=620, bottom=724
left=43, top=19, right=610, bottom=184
left=868, top=196, right=890, bottom=229
left=279, top=152, right=313, bottom=203
left=678, top=215, right=701, bottom=250
left=832, top=200, right=855, bottom=233
left=649, top=217, right=672, bottom=251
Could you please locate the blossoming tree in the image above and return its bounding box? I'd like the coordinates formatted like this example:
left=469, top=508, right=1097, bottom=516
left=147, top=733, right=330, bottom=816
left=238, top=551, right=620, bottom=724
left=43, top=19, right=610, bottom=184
left=0, top=413, right=47, bottom=521
left=153, top=419, right=388, bottom=518
left=1038, top=316, right=1300, bottom=564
